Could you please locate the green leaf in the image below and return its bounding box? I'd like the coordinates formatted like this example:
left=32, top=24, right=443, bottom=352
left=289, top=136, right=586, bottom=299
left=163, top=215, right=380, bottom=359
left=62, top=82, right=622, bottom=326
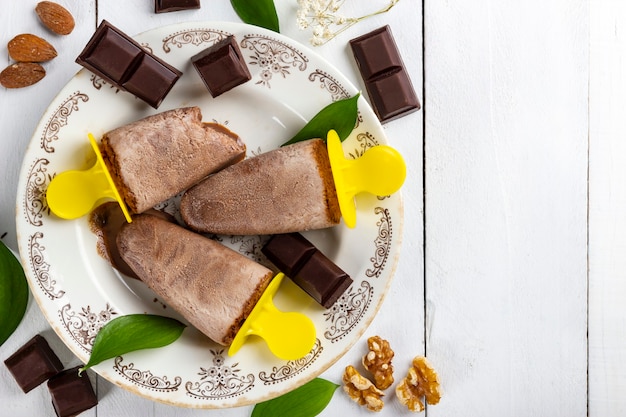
left=0, top=240, right=29, bottom=347
left=251, top=378, right=339, bottom=417
left=230, top=0, right=279, bottom=32
left=80, top=314, right=185, bottom=373
left=281, top=93, right=360, bottom=147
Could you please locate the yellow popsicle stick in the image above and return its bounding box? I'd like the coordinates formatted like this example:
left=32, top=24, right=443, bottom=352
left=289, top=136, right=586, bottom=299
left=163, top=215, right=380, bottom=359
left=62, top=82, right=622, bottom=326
left=228, top=273, right=317, bottom=360
left=46, top=134, right=132, bottom=223
left=326, top=129, right=406, bottom=228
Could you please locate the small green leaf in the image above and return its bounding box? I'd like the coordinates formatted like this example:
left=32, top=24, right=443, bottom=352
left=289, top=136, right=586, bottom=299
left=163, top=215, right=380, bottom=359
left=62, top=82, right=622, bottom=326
left=80, top=314, right=185, bottom=373
left=281, top=93, right=360, bottom=147
left=0, top=240, right=29, bottom=347
left=251, top=378, right=339, bottom=417
left=230, top=0, right=279, bottom=32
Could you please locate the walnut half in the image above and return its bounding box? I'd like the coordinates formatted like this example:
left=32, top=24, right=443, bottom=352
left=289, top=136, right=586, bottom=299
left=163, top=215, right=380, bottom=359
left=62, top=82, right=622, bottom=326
left=343, top=365, right=385, bottom=412
left=362, top=335, right=395, bottom=390
left=395, top=356, right=441, bottom=412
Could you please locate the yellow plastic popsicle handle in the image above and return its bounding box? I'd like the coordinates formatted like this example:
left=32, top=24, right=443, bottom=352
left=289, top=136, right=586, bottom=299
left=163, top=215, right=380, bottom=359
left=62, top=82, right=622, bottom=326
left=326, top=129, right=406, bottom=228
left=46, top=134, right=132, bottom=223
left=228, top=273, right=316, bottom=360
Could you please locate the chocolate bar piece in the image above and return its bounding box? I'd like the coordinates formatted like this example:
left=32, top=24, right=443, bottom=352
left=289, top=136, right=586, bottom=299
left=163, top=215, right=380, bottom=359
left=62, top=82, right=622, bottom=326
left=4, top=334, right=64, bottom=393
left=262, top=233, right=353, bottom=308
left=155, top=0, right=200, bottom=13
left=48, top=367, right=98, bottom=417
left=349, top=25, right=420, bottom=123
left=76, top=20, right=181, bottom=108
left=191, top=35, right=251, bottom=97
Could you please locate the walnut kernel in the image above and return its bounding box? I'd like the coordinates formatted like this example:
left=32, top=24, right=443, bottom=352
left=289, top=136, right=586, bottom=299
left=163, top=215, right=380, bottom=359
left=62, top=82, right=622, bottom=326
left=362, top=335, right=395, bottom=390
left=342, top=365, right=385, bottom=412
left=395, top=356, right=441, bottom=412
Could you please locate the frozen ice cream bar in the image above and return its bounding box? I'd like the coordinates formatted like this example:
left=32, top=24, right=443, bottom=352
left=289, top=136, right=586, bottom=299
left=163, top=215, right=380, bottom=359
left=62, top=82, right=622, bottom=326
left=180, top=138, right=341, bottom=235
left=101, top=106, right=246, bottom=214
left=117, top=214, right=274, bottom=346
left=180, top=129, right=407, bottom=234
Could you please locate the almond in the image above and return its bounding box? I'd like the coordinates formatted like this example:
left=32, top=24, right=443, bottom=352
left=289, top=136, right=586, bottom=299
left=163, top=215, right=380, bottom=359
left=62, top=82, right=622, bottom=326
left=7, top=34, right=58, bottom=62
left=0, top=62, right=46, bottom=88
left=35, top=1, right=75, bottom=35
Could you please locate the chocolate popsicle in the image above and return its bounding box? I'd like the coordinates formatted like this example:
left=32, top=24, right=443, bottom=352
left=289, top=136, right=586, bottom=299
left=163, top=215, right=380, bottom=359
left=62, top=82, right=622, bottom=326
left=100, top=106, right=246, bottom=214
left=180, top=138, right=341, bottom=235
left=117, top=214, right=274, bottom=346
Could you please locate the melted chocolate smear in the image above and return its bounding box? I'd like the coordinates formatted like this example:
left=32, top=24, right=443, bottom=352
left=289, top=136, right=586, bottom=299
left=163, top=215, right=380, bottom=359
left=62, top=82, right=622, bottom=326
left=89, top=202, right=140, bottom=279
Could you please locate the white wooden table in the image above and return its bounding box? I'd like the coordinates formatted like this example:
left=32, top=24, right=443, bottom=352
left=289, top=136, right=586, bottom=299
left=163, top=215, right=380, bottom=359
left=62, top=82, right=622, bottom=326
left=0, top=0, right=619, bottom=415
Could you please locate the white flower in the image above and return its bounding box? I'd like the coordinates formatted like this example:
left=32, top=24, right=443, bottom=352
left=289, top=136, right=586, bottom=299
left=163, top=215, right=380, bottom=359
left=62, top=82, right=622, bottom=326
left=295, top=0, right=400, bottom=46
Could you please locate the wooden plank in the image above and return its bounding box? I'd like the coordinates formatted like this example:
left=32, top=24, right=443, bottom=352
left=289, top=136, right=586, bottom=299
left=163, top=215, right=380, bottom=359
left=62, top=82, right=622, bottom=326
left=589, top=1, right=626, bottom=415
left=424, top=1, right=588, bottom=415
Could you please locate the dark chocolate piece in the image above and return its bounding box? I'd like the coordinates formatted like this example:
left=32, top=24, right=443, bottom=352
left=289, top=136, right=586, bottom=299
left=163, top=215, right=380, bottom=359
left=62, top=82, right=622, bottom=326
left=48, top=367, right=98, bottom=417
left=191, top=35, right=251, bottom=97
left=366, top=69, right=420, bottom=123
left=155, top=0, right=200, bottom=13
left=76, top=20, right=182, bottom=108
left=294, top=251, right=353, bottom=308
left=262, top=233, right=352, bottom=308
left=4, top=334, right=64, bottom=393
left=262, top=232, right=317, bottom=277
left=349, top=25, right=420, bottom=123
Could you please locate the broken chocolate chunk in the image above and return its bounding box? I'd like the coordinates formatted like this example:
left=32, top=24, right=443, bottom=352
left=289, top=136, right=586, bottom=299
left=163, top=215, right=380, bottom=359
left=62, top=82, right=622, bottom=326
left=349, top=25, right=420, bottom=123
left=155, top=0, right=200, bottom=13
left=4, top=334, right=64, bottom=393
left=262, top=233, right=353, bottom=308
left=191, top=35, right=251, bottom=97
left=48, top=367, right=98, bottom=417
left=76, top=20, right=181, bottom=108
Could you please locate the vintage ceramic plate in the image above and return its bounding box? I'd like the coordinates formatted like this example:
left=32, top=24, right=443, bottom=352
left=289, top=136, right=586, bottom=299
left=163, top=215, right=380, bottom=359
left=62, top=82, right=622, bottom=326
left=15, top=21, right=403, bottom=408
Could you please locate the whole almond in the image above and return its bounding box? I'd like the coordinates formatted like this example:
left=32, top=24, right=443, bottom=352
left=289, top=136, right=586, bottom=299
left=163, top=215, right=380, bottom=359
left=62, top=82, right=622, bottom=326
left=0, top=62, right=46, bottom=88
left=35, top=1, right=75, bottom=35
left=8, top=34, right=57, bottom=62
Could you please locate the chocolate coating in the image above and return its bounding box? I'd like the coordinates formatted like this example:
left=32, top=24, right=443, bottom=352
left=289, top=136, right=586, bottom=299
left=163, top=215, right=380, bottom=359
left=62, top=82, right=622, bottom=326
left=4, top=334, right=64, bottom=393
left=155, top=0, right=200, bottom=13
left=349, top=25, right=420, bottom=123
left=262, top=233, right=352, bottom=308
left=48, top=367, right=98, bottom=417
left=191, top=35, right=251, bottom=97
left=76, top=20, right=181, bottom=108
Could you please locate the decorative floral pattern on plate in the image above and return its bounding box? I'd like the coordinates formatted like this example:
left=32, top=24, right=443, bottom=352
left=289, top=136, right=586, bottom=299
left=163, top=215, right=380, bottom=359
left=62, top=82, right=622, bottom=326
left=241, top=34, right=309, bottom=87
left=367, top=208, right=393, bottom=278
left=324, top=280, right=373, bottom=343
left=40, top=91, right=89, bottom=153
left=59, top=303, right=117, bottom=352
left=162, top=28, right=229, bottom=53
left=185, top=350, right=255, bottom=400
left=23, top=158, right=51, bottom=227
left=28, top=231, right=64, bottom=299
left=259, top=338, right=324, bottom=385
left=114, top=356, right=182, bottom=392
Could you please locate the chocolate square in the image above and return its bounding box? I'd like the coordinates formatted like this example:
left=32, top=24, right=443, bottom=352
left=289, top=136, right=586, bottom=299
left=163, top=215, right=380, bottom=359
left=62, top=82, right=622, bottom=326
left=76, top=20, right=182, bottom=108
left=122, top=53, right=181, bottom=108
left=79, top=25, right=143, bottom=84
left=366, top=69, right=420, bottom=123
left=48, top=367, right=98, bottom=417
left=191, top=35, right=251, bottom=97
left=349, top=25, right=403, bottom=81
left=349, top=25, right=421, bottom=123
left=262, top=233, right=316, bottom=276
left=4, top=334, right=64, bottom=393
left=262, top=232, right=352, bottom=308
left=294, top=251, right=353, bottom=308
left=155, top=0, right=200, bottom=13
